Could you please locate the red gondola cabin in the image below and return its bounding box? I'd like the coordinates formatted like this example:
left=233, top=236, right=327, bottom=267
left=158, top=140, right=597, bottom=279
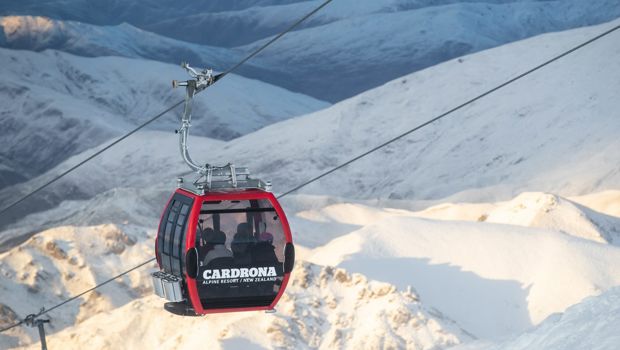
left=152, top=169, right=294, bottom=316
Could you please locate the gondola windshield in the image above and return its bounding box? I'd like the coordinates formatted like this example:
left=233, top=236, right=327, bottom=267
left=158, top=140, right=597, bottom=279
left=196, top=199, right=286, bottom=309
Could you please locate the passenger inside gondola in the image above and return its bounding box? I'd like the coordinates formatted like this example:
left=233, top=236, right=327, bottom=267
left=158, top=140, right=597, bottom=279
left=196, top=199, right=287, bottom=309
left=231, top=223, right=255, bottom=266
left=253, top=233, right=277, bottom=262
left=202, top=229, right=233, bottom=266
left=252, top=232, right=281, bottom=295
left=198, top=227, right=214, bottom=257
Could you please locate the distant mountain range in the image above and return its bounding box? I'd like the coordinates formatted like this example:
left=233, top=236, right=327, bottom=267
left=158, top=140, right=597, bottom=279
left=1, top=0, right=619, bottom=196
left=2, top=18, right=619, bottom=236
left=1, top=0, right=619, bottom=101
left=0, top=48, right=328, bottom=191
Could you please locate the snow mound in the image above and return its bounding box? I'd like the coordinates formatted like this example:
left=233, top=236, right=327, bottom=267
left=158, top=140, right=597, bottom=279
left=483, top=192, right=620, bottom=244
left=411, top=202, right=498, bottom=222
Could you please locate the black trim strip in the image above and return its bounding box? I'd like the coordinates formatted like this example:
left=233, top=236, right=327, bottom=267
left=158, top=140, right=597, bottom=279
left=200, top=208, right=275, bottom=214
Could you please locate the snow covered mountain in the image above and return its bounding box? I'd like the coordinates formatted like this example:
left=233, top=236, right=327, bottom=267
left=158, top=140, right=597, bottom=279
left=304, top=200, right=620, bottom=339
left=226, top=17, right=620, bottom=201
left=2, top=17, right=619, bottom=238
left=0, top=16, right=238, bottom=71
left=0, top=222, right=472, bottom=349
left=238, top=0, right=620, bottom=100
left=1, top=188, right=619, bottom=348
left=1, top=16, right=619, bottom=350
left=0, top=0, right=308, bottom=28
left=2, top=0, right=620, bottom=101
left=0, top=47, right=328, bottom=191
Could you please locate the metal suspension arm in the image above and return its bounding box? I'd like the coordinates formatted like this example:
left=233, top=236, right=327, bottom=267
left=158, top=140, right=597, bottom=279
left=171, top=62, right=269, bottom=193
left=172, top=63, right=215, bottom=175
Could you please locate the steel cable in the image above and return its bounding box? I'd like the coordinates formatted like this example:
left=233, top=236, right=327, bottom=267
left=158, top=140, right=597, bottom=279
left=1, top=9, right=618, bottom=338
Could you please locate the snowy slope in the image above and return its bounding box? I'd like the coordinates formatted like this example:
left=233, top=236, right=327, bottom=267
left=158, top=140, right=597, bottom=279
left=453, top=287, right=620, bottom=350
left=306, top=213, right=620, bottom=339
left=293, top=191, right=620, bottom=246
left=411, top=192, right=620, bottom=244
left=244, top=18, right=620, bottom=199
left=2, top=1, right=620, bottom=101
left=0, top=224, right=155, bottom=348
left=3, top=18, right=619, bottom=237
left=570, top=190, right=620, bottom=218
left=26, top=263, right=470, bottom=349
left=0, top=47, right=328, bottom=191
left=1, top=189, right=619, bottom=348
left=240, top=0, right=620, bottom=100
left=1, top=20, right=619, bottom=350
left=204, top=18, right=620, bottom=201
left=0, top=16, right=237, bottom=70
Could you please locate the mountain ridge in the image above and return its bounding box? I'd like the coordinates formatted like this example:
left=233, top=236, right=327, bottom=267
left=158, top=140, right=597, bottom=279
left=2, top=0, right=619, bottom=101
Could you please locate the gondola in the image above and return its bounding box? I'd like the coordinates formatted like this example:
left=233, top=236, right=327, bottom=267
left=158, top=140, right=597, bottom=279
left=151, top=64, right=295, bottom=315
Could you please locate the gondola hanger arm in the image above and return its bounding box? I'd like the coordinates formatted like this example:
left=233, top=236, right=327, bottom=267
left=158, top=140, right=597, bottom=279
left=172, top=63, right=217, bottom=175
